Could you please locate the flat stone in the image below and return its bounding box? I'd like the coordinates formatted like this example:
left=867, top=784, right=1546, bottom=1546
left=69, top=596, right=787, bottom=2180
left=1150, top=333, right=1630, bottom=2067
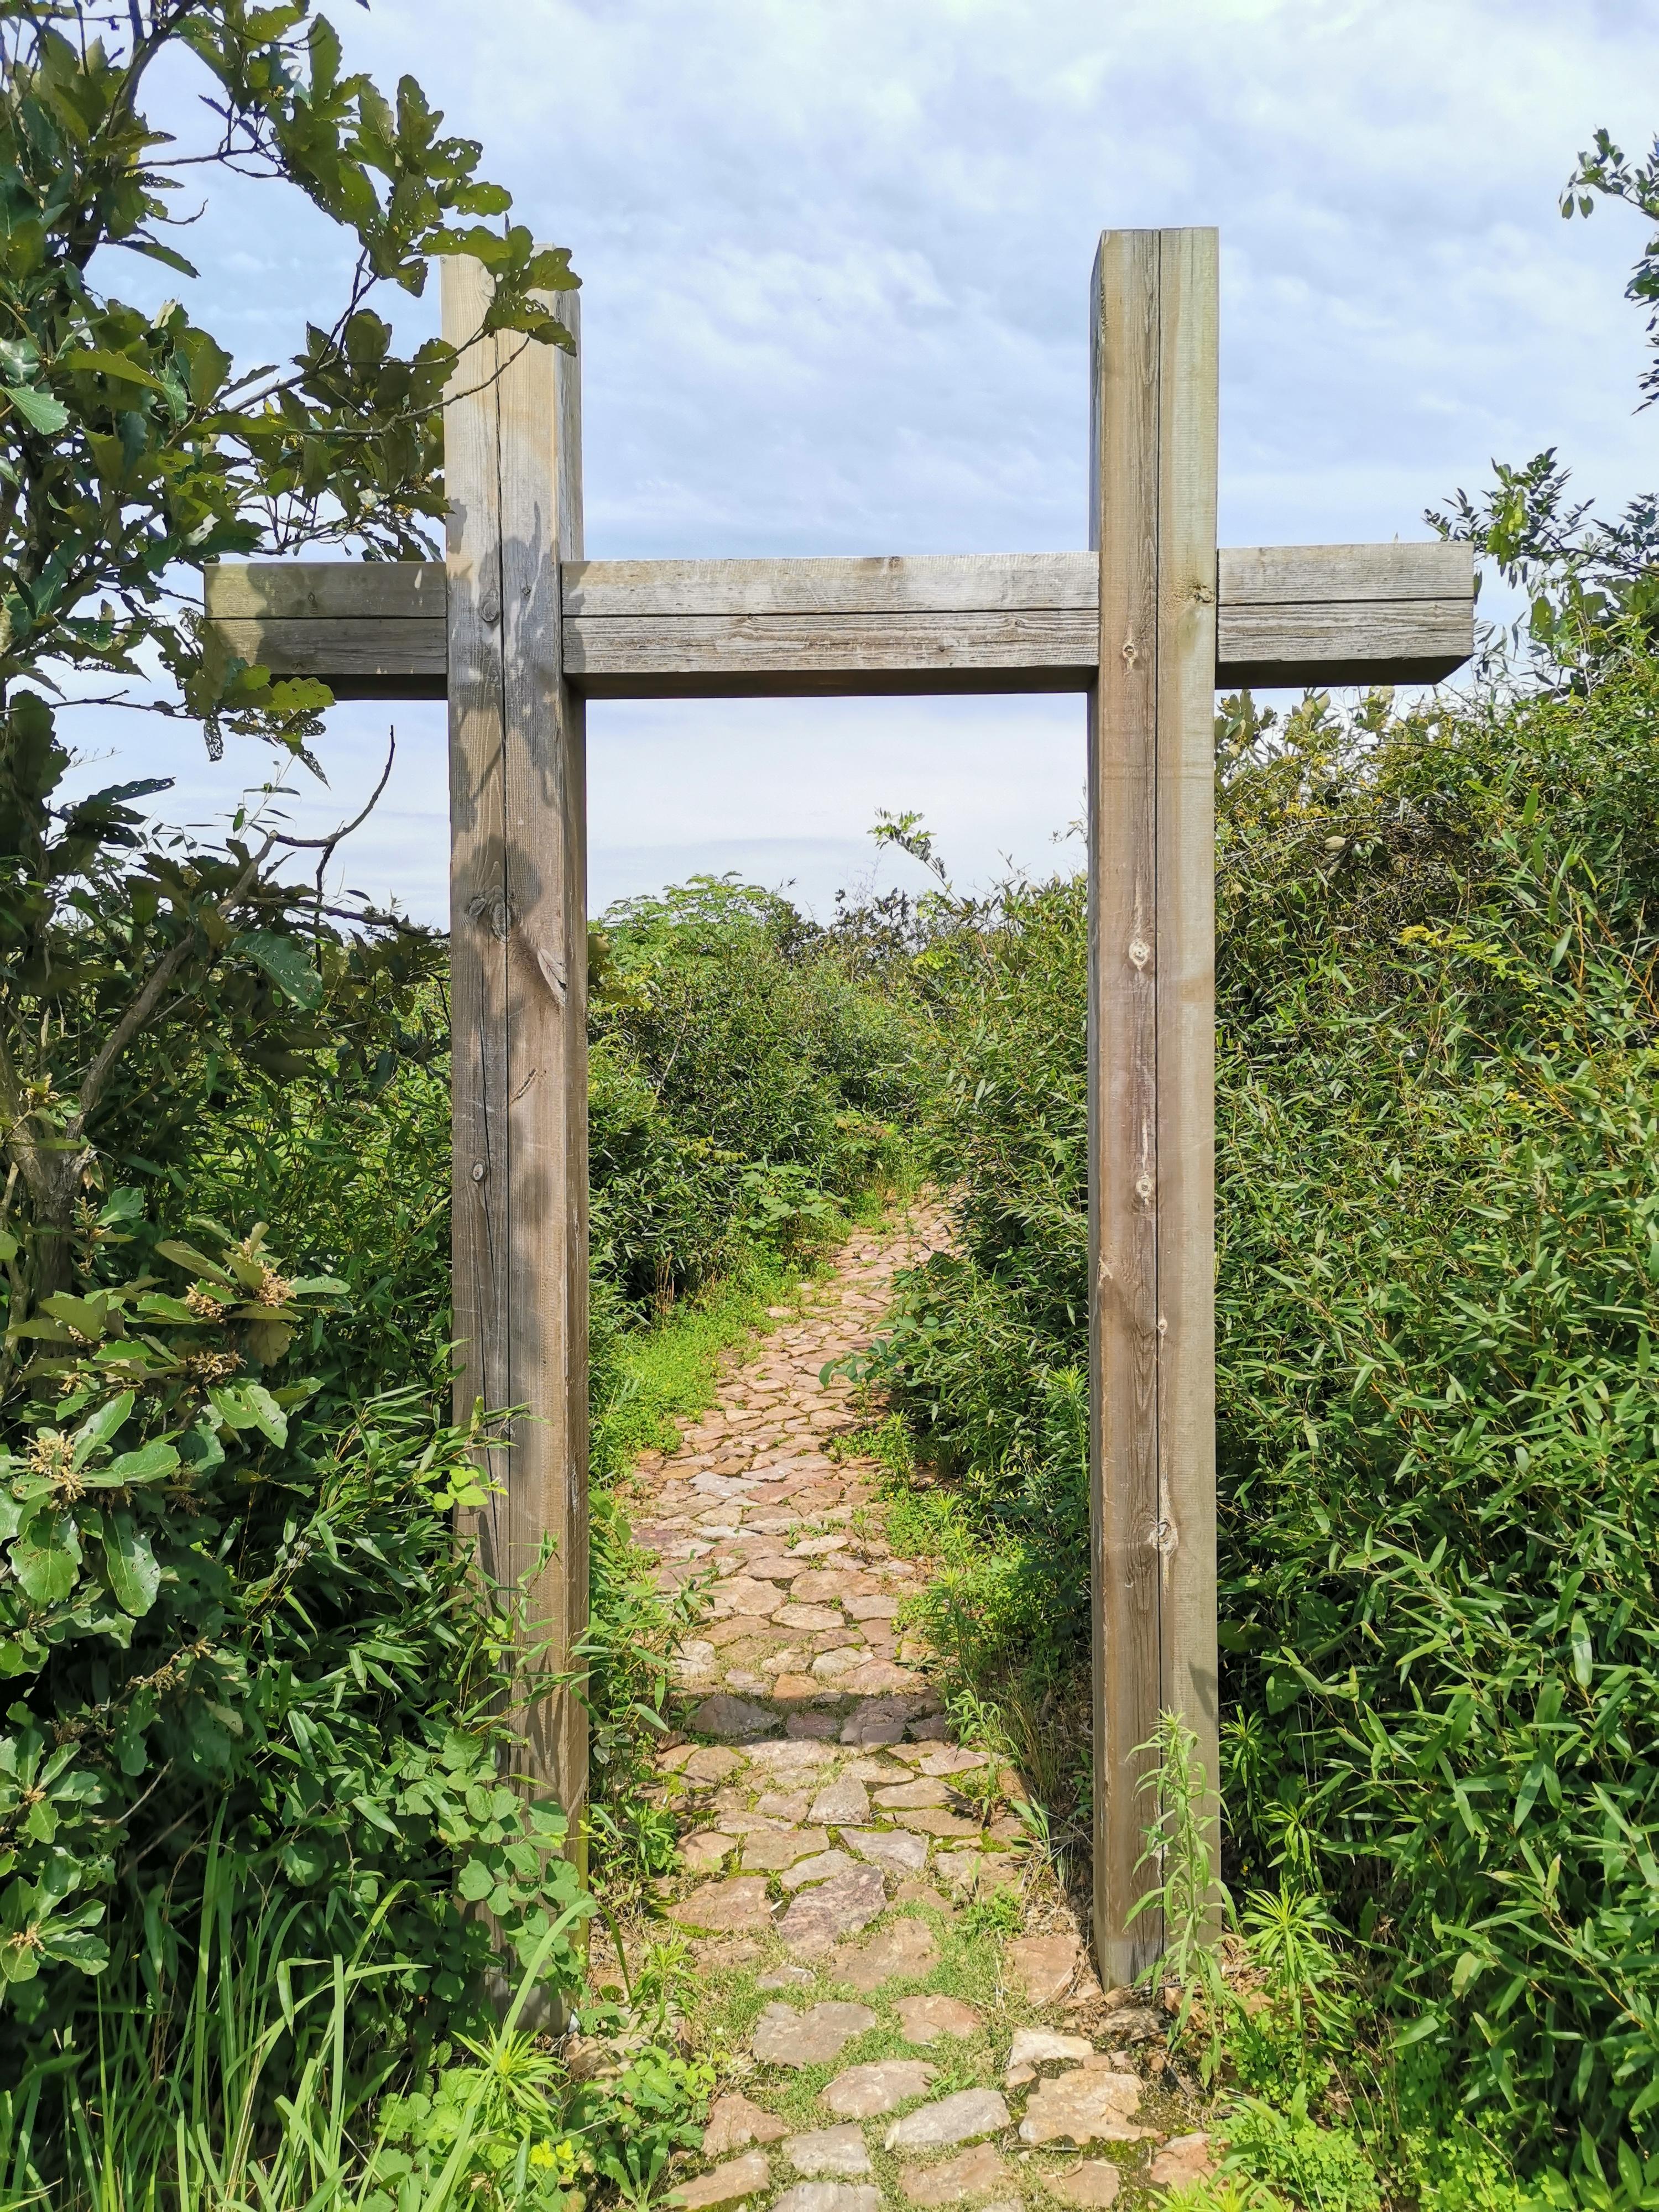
left=791, top=1536, right=851, bottom=1558
left=672, top=2151, right=771, bottom=2208
left=812, top=1648, right=868, bottom=1681
left=894, top=1808, right=980, bottom=1838
left=711, top=1577, right=790, bottom=1616
left=834, top=1916, right=940, bottom=1991
left=772, top=2187, right=881, bottom=2212
left=779, top=1864, right=888, bottom=1952
left=915, top=1747, right=988, bottom=1777
left=685, top=1746, right=745, bottom=1783
left=899, top=2144, right=1016, bottom=2205
left=1100, top=2006, right=1164, bottom=2043
left=752, top=2001, right=877, bottom=2067
left=782, top=2126, right=873, bottom=2178
left=1149, top=2135, right=1215, bottom=2190
left=749, top=1738, right=836, bottom=1771
left=690, top=1695, right=779, bottom=1742
left=933, top=1851, right=984, bottom=1890
left=787, top=1712, right=841, bottom=1740
left=840, top=1659, right=924, bottom=1694
left=751, top=1787, right=812, bottom=1821
left=1006, top=1933, right=1080, bottom=2006
left=774, top=1674, right=826, bottom=1700
left=875, top=1778, right=952, bottom=1810
left=843, top=1594, right=901, bottom=1621
left=781, top=1849, right=861, bottom=1892
left=821, top=2058, right=936, bottom=2119
left=1017, top=2072, right=1147, bottom=2148
left=885, top=2089, right=1011, bottom=2152
left=845, top=1828, right=930, bottom=1874
left=839, top=1708, right=907, bottom=1747
left=792, top=1568, right=873, bottom=1603
left=1045, top=2161, right=1123, bottom=2208
left=1006, top=2030, right=1094, bottom=2079
left=673, top=1876, right=774, bottom=1934
left=810, top=1777, right=872, bottom=1825
left=703, top=2095, right=791, bottom=2154
left=896, top=1993, right=982, bottom=2044
left=682, top=1830, right=737, bottom=1873
left=744, top=1827, right=832, bottom=1871
left=776, top=1604, right=847, bottom=1632
left=673, top=1641, right=721, bottom=1684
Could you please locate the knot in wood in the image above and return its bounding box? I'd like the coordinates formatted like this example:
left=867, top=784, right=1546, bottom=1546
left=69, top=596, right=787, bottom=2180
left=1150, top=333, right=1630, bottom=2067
left=1128, top=937, right=1151, bottom=971
left=471, top=1160, right=486, bottom=1183
left=480, top=589, right=502, bottom=627
left=1120, top=635, right=1139, bottom=667
left=1153, top=1517, right=1178, bottom=1557
left=1135, top=1172, right=1155, bottom=1205
left=466, top=886, right=514, bottom=941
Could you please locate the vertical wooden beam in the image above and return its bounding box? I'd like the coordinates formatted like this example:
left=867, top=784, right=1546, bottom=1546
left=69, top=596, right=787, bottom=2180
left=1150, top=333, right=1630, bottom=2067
left=444, top=259, right=589, bottom=1895
left=1088, top=228, right=1219, bottom=1985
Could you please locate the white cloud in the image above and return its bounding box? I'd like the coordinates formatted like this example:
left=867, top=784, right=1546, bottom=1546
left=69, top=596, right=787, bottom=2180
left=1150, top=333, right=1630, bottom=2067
left=61, top=0, right=1659, bottom=921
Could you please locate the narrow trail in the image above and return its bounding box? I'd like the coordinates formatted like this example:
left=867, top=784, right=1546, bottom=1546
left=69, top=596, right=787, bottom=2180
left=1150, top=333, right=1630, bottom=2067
left=620, top=1202, right=1214, bottom=2212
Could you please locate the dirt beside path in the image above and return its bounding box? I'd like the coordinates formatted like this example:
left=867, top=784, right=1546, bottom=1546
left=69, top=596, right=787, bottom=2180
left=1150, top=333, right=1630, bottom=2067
left=619, top=1201, right=1209, bottom=2212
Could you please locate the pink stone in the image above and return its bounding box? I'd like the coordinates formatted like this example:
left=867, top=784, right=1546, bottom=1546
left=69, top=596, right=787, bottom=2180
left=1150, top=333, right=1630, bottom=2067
left=703, top=2094, right=790, bottom=2155
left=1149, top=2135, right=1215, bottom=2190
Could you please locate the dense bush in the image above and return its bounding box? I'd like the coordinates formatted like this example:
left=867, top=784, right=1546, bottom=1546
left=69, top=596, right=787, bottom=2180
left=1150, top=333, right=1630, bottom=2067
left=870, top=666, right=1659, bottom=2173
left=590, top=877, right=916, bottom=1312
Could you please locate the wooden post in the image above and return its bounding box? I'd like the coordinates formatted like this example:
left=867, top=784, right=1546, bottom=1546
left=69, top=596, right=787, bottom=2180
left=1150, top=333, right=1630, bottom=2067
left=444, top=258, right=590, bottom=1880
left=1088, top=228, right=1219, bottom=1985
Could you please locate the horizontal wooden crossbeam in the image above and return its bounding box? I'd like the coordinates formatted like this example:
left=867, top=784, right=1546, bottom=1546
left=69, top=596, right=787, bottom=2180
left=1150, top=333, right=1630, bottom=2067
left=202, top=540, right=1473, bottom=701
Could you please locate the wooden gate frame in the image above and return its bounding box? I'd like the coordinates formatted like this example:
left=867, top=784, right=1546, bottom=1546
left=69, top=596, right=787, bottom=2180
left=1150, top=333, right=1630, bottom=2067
left=206, top=228, right=1474, bottom=1983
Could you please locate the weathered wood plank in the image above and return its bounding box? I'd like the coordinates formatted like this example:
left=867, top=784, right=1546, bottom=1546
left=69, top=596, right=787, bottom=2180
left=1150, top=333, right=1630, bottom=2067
left=204, top=562, right=446, bottom=618
left=566, top=608, right=1099, bottom=693
left=205, top=615, right=448, bottom=699
left=203, top=540, right=1473, bottom=695
left=1216, top=598, right=1472, bottom=689
left=444, top=258, right=589, bottom=1939
left=562, top=549, right=1098, bottom=615
left=1153, top=226, right=1221, bottom=1958
left=1090, top=225, right=1168, bottom=1989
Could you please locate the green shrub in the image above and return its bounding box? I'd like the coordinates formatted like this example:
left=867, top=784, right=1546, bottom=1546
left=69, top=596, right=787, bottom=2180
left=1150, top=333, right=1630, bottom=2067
left=870, top=664, right=1659, bottom=2168
left=0, top=1209, right=587, bottom=2062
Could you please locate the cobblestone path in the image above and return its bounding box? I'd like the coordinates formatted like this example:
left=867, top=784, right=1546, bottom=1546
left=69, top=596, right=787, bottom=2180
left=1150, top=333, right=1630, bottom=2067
left=619, top=1203, right=1214, bottom=2212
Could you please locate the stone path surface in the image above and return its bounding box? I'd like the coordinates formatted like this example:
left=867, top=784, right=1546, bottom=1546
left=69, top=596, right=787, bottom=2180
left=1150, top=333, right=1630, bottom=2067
left=620, top=1203, right=1211, bottom=2212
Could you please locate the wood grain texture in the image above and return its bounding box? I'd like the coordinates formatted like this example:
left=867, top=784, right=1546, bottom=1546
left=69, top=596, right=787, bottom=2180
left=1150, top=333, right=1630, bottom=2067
left=566, top=608, right=1099, bottom=692
left=1089, top=226, right=1167, bottom=1989
left=1152, top=227, right=1220, bottom=1957
left=204, top=542, right=1473, bottom=696
left=562, top=549, right=1098, bottom=615
left=1088, top=227, right=1220, bottom=1989
left=444, top=259, right=588, bottom=1892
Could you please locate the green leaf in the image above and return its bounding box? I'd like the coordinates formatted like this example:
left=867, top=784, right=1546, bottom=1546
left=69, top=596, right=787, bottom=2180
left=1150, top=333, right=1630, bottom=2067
left=241, top=1384, right=287, bottom=1447
left=2, top=384, right=69, bottom=435
left=154, top=1241, right=235, bottom=1286
left=102, top=1511, right=160, bottom=1616
left=42, top=1294, right=110, bottom=1344
left=11, top=1515, right=82, bottom=1607
left=234, top=931, right=323, bottom=1010
left=95, top=1440, right=179, bottom=1489
left=71, top=1392, right=134, bottom=1468
left=58, top=348, right=171, bottom=394
left=457, top=1858, right=493, bottom=1902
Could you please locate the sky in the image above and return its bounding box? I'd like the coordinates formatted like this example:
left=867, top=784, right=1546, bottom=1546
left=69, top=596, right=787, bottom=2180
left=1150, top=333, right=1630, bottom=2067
left=62, top=0, right=1659, bottom=925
